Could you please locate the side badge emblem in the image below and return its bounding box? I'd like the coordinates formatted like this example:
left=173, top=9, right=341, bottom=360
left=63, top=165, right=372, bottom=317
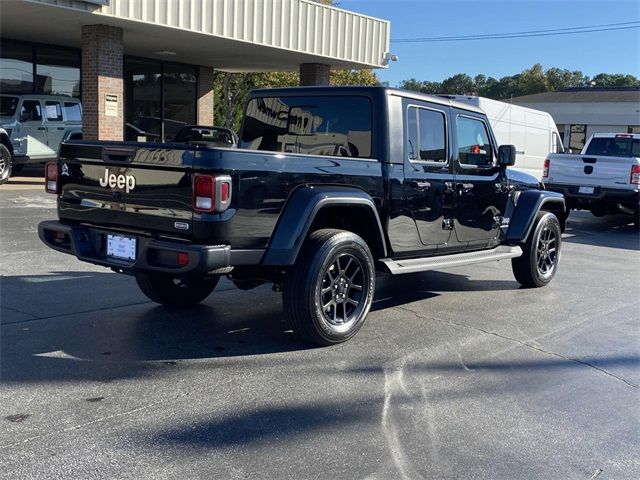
left=174, top=222, right=189, bottom=231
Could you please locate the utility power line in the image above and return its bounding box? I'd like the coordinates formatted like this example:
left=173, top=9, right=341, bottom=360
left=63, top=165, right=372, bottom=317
left=392, top=21, right=640, bottom=43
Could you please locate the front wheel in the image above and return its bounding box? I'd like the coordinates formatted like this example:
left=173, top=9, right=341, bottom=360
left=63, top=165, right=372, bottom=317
left=135, top=272, right=219, bottom=306
left=512, top=211, right=562, bottom=288
left=283, top=229, right=375, bottom=346
left=0, top=144, right=12, bottom=185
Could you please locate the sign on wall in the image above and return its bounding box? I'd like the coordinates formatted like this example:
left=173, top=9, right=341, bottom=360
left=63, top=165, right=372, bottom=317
left=105, top=94, right=118, bottom=117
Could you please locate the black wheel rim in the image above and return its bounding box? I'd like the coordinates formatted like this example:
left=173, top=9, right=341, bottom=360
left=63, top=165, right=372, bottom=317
left=319, top=253, right=366, bottom=329
left=535, top=223, right=558, bottom=278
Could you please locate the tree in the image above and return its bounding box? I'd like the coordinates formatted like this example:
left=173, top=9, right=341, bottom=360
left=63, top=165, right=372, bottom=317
left=440, top=73, right=474, bottom=95
left=397, top=65, right=639, bottom=101
left=590, top=73, right=640, bottom=87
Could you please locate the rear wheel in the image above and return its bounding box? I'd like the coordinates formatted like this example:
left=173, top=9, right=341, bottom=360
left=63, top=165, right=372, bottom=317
left=0, top=144, right=12, bottom=185
left=283, top=229, right=375, bottom=346
left=135, top=272, right=219, bottom=306
left=512, top=211, right=562, bottom=288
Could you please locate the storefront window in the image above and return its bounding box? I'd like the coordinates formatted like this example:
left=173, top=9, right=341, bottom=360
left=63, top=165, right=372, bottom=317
left=36, top=47, right=80, bottom=97
left=125, top=58, right=162, bottom=141
left=124, top=58, right=197, bottom=142
left=0, top=41, right=33, bottom=94
left=569, top=124, right=587, bottom=152
left=163, top=63, right=197, bottom=141
left=1, top=40, right=80, bottom=97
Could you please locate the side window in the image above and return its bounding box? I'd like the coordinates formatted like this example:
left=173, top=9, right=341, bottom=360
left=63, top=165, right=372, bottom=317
left=64, top=102, right=82, bottom=122
left=456, top=116, right=493, bottom=167
left=552, top=132, right=563, bottom=153
left=407, top=106, right=447, bottom=163
left=20, top=100, right=42, bottom=122
left=45, top=101, right=63, bottom=122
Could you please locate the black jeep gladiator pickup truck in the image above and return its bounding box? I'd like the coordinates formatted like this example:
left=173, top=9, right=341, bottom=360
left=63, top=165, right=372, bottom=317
left=39, top=87, right=565, bottom=345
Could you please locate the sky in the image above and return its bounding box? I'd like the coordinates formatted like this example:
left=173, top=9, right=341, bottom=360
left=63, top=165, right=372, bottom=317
left=338, top=0, right=640, bottom=86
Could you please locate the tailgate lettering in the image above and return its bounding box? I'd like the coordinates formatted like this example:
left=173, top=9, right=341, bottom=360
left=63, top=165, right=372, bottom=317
left=99, top=170, right=136, bottom=193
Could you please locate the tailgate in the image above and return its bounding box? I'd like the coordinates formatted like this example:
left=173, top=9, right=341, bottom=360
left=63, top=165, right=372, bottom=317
left=547, top=153, right=636, bottom=188
left=57, top=141, right=195, bottom=238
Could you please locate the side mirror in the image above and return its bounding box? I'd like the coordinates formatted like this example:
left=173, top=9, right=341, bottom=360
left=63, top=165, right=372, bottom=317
left=564, top=147, right=572, bottom=154
left=498, top=145, right=516, bottom=167
left=19, top=112, right=30, bottom=123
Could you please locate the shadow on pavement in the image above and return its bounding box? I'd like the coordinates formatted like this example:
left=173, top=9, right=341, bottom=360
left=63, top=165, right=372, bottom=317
left=153, top=400, right=376, bottom=449
left=0, top=267, right=548, bottom=385
left=562, top=211, right=639, bottom=251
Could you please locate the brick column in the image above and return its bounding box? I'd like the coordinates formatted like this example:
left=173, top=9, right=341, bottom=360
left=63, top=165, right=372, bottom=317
left=300, top=63, right=330, bottom=86
left=81, top=25, right=123, bottom=141
left=197, top=66, right=215, bottom=125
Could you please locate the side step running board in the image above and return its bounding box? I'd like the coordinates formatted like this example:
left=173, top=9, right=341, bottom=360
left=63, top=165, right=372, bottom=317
left=380, top=245, right=522, bottom=275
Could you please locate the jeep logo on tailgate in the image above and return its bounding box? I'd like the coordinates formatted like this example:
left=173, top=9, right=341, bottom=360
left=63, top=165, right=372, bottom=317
left=99, top=170, right=136, bottom=193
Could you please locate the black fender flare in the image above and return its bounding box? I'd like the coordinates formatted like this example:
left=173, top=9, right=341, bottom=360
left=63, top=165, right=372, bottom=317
left=504, top=190, right=565, bottom=243
left=0, top=129, right=14, bottom=155
left=262, top=186, right=387, bottom=266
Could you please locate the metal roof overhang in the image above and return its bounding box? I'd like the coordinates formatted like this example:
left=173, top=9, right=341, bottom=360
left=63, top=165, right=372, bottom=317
left=0, top=0, right=390, bottom=71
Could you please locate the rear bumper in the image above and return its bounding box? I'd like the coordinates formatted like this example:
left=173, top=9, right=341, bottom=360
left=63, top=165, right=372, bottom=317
left=38, top=220, right=264, bottom=275
left=544, top=183, right=639, bottom=209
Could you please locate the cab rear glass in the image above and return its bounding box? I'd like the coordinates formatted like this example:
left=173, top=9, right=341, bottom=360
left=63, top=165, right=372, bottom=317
left=585, top=137, right=640, bottom=157
left=240, top=95, right=372, bottom=158
left=1, top=96, right=19, bottom=117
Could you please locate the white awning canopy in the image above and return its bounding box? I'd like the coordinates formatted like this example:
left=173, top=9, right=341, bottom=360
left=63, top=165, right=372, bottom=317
left=2, top=0, right=391, bottom=71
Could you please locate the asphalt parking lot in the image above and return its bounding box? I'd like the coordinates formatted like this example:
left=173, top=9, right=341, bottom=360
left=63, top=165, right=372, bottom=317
left=1, top=171, right=639, bottom=480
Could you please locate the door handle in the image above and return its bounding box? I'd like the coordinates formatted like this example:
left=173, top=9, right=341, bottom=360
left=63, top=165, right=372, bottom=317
left=37, top=127, right=46, bottom=131
left=444, top=181, right=455, bottom=194
left=409, top=180, right=431, bottom=190
left=457, top=182, right=474, bottom=193
left=57, top=127, right=65, bottom=130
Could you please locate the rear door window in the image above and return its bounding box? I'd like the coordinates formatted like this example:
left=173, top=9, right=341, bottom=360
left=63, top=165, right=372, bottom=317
left=407, top=106, right=447, bottom=163
left=20, top=100, right=42, bottom=122
left=241, top=95, right=372, bottom=158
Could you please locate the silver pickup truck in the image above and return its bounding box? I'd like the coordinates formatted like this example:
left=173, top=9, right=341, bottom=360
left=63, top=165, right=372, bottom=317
left=0, top=94, right=83, bottom=184
left=543, top=133, right=640, bottom=229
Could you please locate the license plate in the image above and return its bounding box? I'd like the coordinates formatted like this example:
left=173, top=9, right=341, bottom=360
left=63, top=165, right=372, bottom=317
left=578, top=186, right=595, bottom=194
left=107, top=234, right=136, bottom=260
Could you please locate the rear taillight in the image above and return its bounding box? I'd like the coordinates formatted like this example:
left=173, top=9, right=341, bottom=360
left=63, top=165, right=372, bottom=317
left=192, top=174, right=232, bottom=213
left=45, top=162, right=59, bottom=194
left=542, top=158, right=550, bottom=178
left=631, top=164, right=640, bottom=185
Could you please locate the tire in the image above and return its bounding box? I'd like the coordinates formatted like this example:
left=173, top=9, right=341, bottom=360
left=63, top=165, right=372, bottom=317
left=283, top=229, right=375, bottom=346
left=0, top=144, right=12, bottom=185
left=512, top=211, right=562, bottom=288
left=633, top=209, right=640, bottom=231
left=135, top=272, right=219, bottom=306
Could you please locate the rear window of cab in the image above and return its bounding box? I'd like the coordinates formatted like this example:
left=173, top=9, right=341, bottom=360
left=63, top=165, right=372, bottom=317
left=240, top=95, right=372, bottom=159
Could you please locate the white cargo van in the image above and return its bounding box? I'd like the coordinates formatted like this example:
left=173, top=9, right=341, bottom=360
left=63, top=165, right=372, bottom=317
left=441, top=95, right=563, bottom=179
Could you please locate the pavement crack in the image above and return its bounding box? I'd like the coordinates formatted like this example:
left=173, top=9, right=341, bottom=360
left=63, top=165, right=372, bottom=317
left=0, top=300, right=153, bottom=326
left=394, top=305, right=639, bottom=390
left=0, top=305, right=40, bottom=320
left=0, top=400, right=166, bottom=450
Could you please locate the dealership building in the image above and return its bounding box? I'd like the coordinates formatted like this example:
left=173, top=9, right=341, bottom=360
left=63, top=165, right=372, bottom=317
left=511, top=88, right=640, bottom=152
left=0, top=0, right=390, bottom=141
